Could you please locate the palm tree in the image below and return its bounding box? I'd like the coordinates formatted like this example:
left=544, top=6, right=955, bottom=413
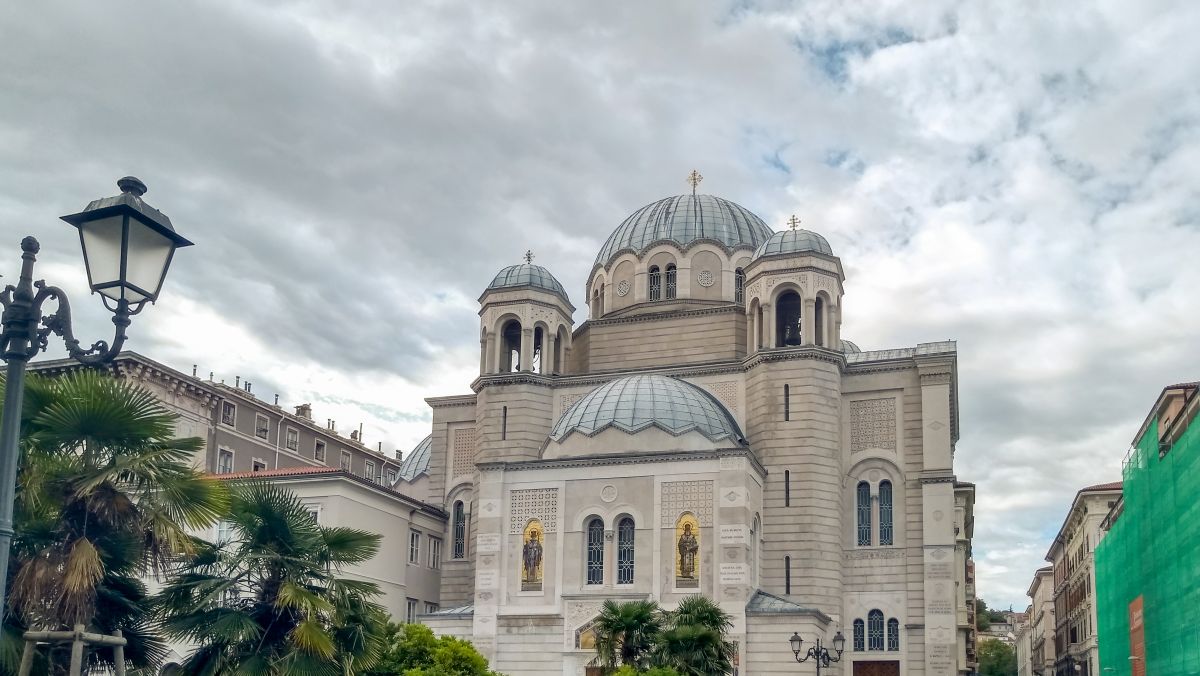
left=1, top=370, right=228, bottom=675
left=655, top=596, right=735, bottom=676
left=593, top=599, right=663, bottom=672
left=156, top=481, right=389, bottom=675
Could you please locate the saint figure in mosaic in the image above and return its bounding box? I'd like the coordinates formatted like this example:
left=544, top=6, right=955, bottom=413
left=675, top=513, right=700, bottom=587
left=522, top=519, right=544, bottom=590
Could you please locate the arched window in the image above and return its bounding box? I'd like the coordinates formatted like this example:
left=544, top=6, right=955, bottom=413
left=586, top=518, right=604, bottom=585
left=856, top=481, right=871, bottom=546
left=648, top=266, right=662, bottom=301
left=452, top=501, right=466, bottom=559
left=665, top=264, right=677, bottom=299
left=868, top=610, right=884, bottom=650
left=776, top=291, right=802, bottom=346
left=734, top=268, right=745, bottom=304
left=500, top=320, right=522, bottom=372
left=784, top=469, right=791, bottom=507
left=853, top=619, right=865, bottom=651
left=887, top=618, right=900, bottom=651
left=531, top=326, right=544, bottom=374
left=784, top=555, right=791, bottom=594
left=783, top=384, right=790, bottom=421
left=879, top=480, right=894, bottom=546
left=814, top=296, right=825, bottom=347
left=617, top=517, right=635, bottom=584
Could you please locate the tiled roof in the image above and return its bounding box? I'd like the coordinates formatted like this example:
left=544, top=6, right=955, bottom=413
left=752, top=227, right=834, bottom=259
left=212, top=465, right=339, bottom=480
left=595, top=194, right=774, bottom=268
left=485, top=263, right=569, bottom=304
left=1080, top=481, right=1122, bottom=492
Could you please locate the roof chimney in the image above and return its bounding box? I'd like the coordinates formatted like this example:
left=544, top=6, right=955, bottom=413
left=295, top=403, right=312, bottom=420
left=235, top=376, right=240, bottom=388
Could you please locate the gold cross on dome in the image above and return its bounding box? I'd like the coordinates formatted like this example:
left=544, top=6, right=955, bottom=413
left=524, top=250, right=534, bottom=264
left=787, top=214, right=801, bottom=230
left=687, top=169, right=703, bottom=195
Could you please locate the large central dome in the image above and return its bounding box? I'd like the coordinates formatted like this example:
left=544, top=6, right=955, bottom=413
left=594, top=194, right=774, bottom=269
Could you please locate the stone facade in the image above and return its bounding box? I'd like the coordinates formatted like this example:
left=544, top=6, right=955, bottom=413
left=399, top=189, right=974, bottom=675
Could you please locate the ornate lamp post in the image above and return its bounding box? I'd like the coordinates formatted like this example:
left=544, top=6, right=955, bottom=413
left=789, top=630, right=846, bottom=676
left=0, top=177, right=191, bottom=618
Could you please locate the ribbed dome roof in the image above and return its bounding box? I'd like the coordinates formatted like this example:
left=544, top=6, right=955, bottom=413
left=550, top=374, right=745, bottom=444
left=397, top=434, right=432, bottom=482
left=752, top=228, right=834, bottom=259
left=486, top=264, right=569, bottom=302
left=841, top=340, right=861, bottom=354
left=595, top=194, right=774, bottom=268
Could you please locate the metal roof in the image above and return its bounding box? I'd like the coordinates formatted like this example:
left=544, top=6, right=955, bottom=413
left=549, top=374, right=745, bottom=444
left=752, top=227, right=834, bottom=259
left=485, top=263, right=569, bottom=303
left=398, top=434, right=432, bottom=481
left=594, top=194, right=774, bottom=268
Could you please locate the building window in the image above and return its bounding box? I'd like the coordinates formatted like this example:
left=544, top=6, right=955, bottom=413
left=735, top=268, right=745, bottom=304
left=785, top=555, right=791, bottom=595
left=853, top=619, right=865, bottom=651
left=649, top=266, right=661, bottom=301
left=452, top=501, right=466, bottom=559
left=305, top=507, right=320, bottom=524
left=501, top=406, right=507, bottom=441
left=857, top=481, right=872, bottom=546
left=386, top=469, right=397, bottom=485
left=216, top=520, right=234, bottom=544
left=783, top=384, right=790, bottom=421
left=586, top=517, right=604, bottom=585
left=340, top=451, right=352, bottom=472
left=617, top=517, right=635, bottom=584
left=217, top=449, right=234, bottom=474
left=315, top=440, right=326, bottom=462
left=221, top=402, right=236, bottom=426
left=406, top=598, right=418, bottom=624
left=776, top=290, right=802, bottom=346
left=429, top=538, right=442, bottom=569
left=665, top=264, right=677, bottom=299
left=285, top=427, right=299, bottom=451
left=425, top=602, right=439, bottom=614
left=784, top=470, right=791, bottom=507
left=365, top=459, right=376, bottom=481
left=251, top=459, right=267, bottom=472
left=814, top=296, right=825, bottom=347
left=879, top=480, right=894, bottom=546
left=887, top=618, right=899, bottom=651
left=868, top=610, right=884, bottom=650
left=254, top=414, right=270, bottom=440
left=409, top=530, right=421, bottom=564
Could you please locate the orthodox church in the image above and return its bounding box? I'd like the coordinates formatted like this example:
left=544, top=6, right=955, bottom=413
left=395, top=177, right=975, bottom=676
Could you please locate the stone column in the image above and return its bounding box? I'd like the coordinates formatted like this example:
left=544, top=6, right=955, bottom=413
left=762, top=303, right=774, bottom=348
left=544, top=333, right=556, bottom=374
left=802, top=298, right=816, bottom=346
left=484, top=331, right=496, bottom=373
left=519, top=328, right=533, bottom=372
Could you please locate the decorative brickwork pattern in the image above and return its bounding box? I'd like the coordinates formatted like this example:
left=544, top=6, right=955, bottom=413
left=661, top=480, right=714, bottom=527
left=452, top=426, right=476, bottom=476
left=850, top=398, right=896, bottom=453
left=559, top=393, right=584, bottom=415
left=704, top=381, right=739, bottom=414
left=509, top=488, right=559, bottom=533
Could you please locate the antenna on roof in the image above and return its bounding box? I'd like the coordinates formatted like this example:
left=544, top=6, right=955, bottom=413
left=192, top=364, right=197, bottom=377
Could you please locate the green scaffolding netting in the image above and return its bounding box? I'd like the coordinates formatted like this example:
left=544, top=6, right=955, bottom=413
left=1095, top=410, right=1200, bottom=676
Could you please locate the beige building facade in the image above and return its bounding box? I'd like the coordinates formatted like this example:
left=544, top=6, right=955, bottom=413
left=1027, top=567, right=1056, bottom=675
left=398, top=189, right=975, bottom=675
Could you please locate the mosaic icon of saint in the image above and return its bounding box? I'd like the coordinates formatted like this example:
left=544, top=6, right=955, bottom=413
left=523, top=527, right=544, bottom=584
left=677, top=523, right=699, bottom=579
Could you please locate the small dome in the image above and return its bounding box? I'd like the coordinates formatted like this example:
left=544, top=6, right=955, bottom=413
left=397, top=434, right=432, bottom=481
left=595, top=194, right=774, bottom=269
left=841, top=340, right=861, bottom=354
left=752, top=228, right=834, bottom=259
left=550, top=374, right=745, bottom=444
left=486, top=264, right=569, bottom=303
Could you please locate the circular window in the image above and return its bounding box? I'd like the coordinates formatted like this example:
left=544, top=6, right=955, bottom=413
left=616, top=280, right=631, bottom=297
left=697, top=270, right=715, bottom=288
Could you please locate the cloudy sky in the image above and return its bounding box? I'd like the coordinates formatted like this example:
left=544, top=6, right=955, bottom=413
left=3, top=0, right=1197, bottom=608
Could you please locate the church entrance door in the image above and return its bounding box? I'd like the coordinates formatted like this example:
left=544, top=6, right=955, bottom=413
left=853, top=660, right=900, bottom=676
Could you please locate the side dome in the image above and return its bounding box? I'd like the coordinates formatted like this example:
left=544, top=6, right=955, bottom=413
left=841, top=339, right=861, bottom=354
left=486, top=263, right=569, bottom=303
left=397, top=434, right=432, bottom=482
left=752, top=228, right=834, bottom=259
left=550, top=374, right=745, bottom=444
left=595, top=194, right=774, bottom=269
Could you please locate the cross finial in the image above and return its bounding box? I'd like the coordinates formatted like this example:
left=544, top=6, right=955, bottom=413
left=523, top=249, right=534, bottom=264
left=687, top=169, right=703, bottom=195
left=787, top=214, right=801, bottom=231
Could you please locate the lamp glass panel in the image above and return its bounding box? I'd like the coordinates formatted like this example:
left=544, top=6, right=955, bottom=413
left=124, top=221, right=175, bottom=300
left=79, top=215, right=125, bottom=297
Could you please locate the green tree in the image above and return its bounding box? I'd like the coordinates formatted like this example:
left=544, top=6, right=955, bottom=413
left=613, top=667, right=680, bottom=676
left=364, top=623, right=501, bottom=676
left=977, top=638, right=1017, bottom=676
left=654, top=596, right=735, bottom=676
left=975, top=598, right=991, bottom=631
left=593, top=599, right=663, bottom=671
left=1, top=371, right=229, bottom=675
left=156, top=481, right=388, bottom=675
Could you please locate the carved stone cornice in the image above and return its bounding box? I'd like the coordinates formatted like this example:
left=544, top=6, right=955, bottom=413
left=477, top=447, right=767, bottom=479
left=742, top=346, right=846, bottom=370
left=919, top=471, right=957, bottom=484
left=577, top=303, right=742, bottom=330
left=425, top=394, right=477, bottom=408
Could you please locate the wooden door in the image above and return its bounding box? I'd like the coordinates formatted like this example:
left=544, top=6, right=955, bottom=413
left=853, top=660, right=900, bottom=676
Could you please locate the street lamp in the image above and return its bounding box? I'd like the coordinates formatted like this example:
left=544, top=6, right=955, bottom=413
left=789, top=630, right=845, bottom=676
left=0, top=177, right=191, bottom=618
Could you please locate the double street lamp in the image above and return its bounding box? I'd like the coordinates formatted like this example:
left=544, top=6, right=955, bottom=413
left=0, top=177, right=192, bottom=617
left=789, top=630, right=846, bottom=676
